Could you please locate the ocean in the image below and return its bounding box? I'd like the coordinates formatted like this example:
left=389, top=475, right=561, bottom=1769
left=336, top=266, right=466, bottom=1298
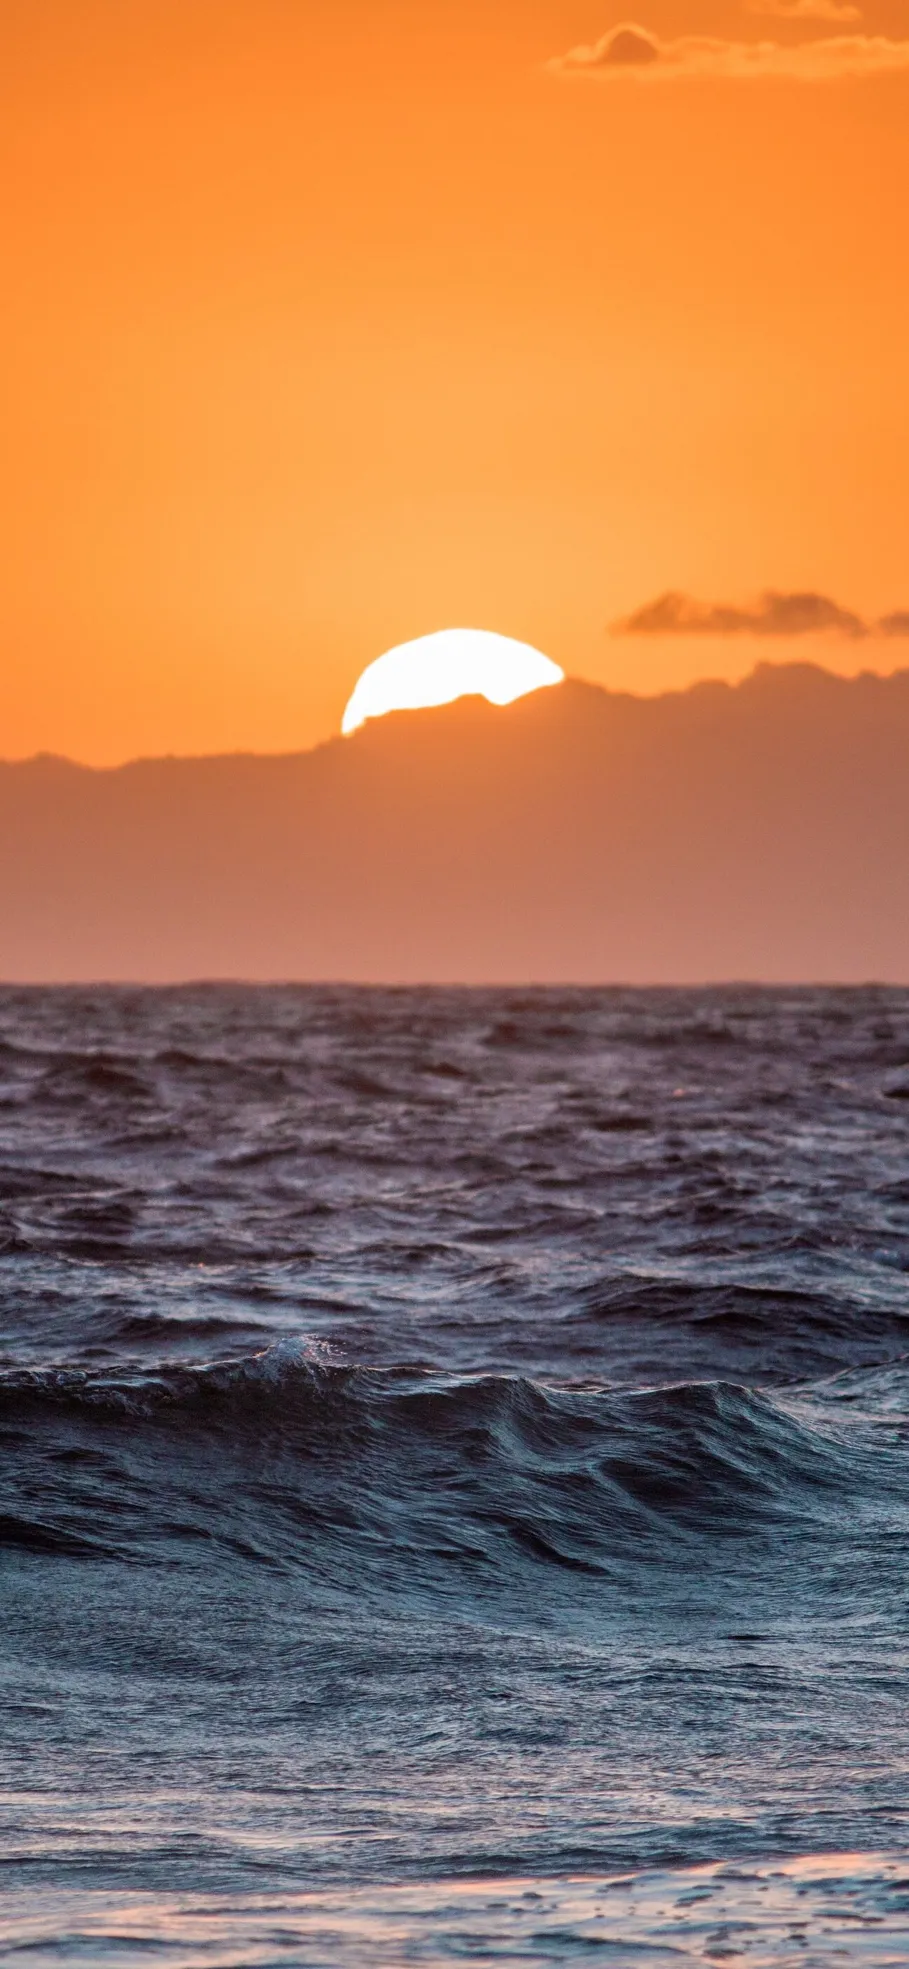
left=2, top=984, right=909, bottom=1963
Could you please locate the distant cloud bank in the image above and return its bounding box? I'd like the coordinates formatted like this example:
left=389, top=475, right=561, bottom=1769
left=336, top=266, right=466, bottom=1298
left=549, top=22, right=909, bottom=81
left=746, top=0, right=862, bottom=22
left=613, top=591, right=909, bottom=638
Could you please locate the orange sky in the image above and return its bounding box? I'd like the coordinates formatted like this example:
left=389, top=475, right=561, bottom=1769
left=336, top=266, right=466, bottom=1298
left=2, top=0, right=908, bottom=764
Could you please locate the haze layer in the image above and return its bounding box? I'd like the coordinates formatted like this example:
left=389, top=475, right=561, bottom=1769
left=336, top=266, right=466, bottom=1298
left=2, top=666, right=907, bottom=982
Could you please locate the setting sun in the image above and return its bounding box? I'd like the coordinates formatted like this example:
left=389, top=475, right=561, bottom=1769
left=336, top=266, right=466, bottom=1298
left=341, top=629, right=564, bottom=735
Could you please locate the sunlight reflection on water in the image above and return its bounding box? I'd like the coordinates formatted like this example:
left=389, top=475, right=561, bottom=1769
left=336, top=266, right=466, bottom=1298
left=4, top=1853, right=909, bottom=1965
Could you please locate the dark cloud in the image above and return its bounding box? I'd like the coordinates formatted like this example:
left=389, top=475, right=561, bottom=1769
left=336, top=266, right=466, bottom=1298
left=549, top=22, right=909, bottom=81
left=879, top=611, right=909, bottom=637
left=614, top=590, right=870, bottom=638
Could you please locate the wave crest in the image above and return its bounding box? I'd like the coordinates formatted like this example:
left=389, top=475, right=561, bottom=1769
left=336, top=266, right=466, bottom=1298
left=1, top=1348, right=900, bottom=1608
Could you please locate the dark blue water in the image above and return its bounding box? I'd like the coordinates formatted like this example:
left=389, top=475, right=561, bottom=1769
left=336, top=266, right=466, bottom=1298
left=2, top=985, right=909, bottom=1963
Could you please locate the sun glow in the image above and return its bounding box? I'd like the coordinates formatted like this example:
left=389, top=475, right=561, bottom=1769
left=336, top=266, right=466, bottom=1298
left=341, top=629, right=564, bottom=735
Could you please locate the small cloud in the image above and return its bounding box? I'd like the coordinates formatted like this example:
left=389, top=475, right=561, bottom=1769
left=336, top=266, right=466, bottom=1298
left=585, top=24, right=662, bottom=65
left=549, top=21, right=909, bottom=81
left=878, top=611, right=909, bottom=637
left=747, top=0, right=863, bottom=22
left=613, top=591, right=869, bottom=637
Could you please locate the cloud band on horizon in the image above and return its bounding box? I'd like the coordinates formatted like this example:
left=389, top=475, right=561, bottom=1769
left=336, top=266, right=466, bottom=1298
left=746, top=0, right=862, bottom=22
left=549, top=22, right=909, bottom=81
left=612, top=591, right=909, bottom=638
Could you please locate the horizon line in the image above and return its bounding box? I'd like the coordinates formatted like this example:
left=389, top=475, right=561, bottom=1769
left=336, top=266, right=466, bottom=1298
left=0, top=976, right=902, bottom=993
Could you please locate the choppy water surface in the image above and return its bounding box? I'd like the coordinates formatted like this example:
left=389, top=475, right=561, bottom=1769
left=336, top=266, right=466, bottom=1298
left=2, top=985, right=908, bottom=1963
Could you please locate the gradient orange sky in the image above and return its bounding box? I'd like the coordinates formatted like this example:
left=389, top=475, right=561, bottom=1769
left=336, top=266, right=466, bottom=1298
left=2, top=0, right=908, bottom=764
